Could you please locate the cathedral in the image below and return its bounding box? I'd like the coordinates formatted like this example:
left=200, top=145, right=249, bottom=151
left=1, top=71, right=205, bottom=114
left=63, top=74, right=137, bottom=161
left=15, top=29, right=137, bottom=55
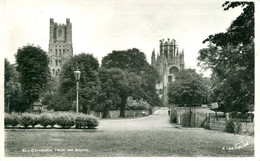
left=48, top=18, right=73, bottom=77
left=151, top=38, right=185, bottom=106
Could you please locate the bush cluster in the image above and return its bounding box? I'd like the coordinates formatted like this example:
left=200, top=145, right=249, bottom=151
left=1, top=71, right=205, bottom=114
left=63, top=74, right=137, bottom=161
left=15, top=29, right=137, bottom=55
left=75, top=114, right=99, bottom=129
left=39, top=113, right=56, bottom=128
left=224, top=120, right=236, bottom=133
left=4, top=113, right=20, bottom=128
left=224, top=120, right=242, bottom=133
left=126, top=97, right=151, bottom=110
left=4, top=112, right=99, bottom=129
left=56, top=113, right=75, bottom=128
left=170, top=110, right=177, bottom=123
left=181, top=113, right=191, bottom=127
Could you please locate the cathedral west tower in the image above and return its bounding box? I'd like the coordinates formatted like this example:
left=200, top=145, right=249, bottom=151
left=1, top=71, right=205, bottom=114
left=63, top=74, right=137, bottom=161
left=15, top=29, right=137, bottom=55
left=48, top=18, right=73, bottom=77
left=151, top=38, right=185, bottom=106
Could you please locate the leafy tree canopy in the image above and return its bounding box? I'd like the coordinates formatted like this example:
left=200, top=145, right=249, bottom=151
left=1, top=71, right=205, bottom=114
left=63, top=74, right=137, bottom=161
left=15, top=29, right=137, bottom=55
left=15, top=45, right=50, bottom=112
left=101, top=48, right=161, bottom=107
left=198, top=2, right=254, bottom=112
left=4, top=59, right=27, bottom=113
left=168, top=69, right=207, bottom=106
left=59, top=53, right=100, bottom=114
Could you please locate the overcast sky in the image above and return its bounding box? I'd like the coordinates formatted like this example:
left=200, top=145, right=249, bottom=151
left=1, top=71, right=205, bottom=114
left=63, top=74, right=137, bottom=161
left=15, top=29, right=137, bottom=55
left=0, top=0, right=243, bottom=76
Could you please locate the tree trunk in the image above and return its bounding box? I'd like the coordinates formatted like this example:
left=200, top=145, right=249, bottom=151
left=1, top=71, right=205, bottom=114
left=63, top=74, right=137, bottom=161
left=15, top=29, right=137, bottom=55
left=102, top=105, right=111, bottom=118
left=119, top=95, right=127, bottom=117
left=29, top=101, right=33, bottom=113
left=87, top=106, right=91, bottom=115
left=189, top=106, right=192, bottom=127
left=6, top=97, right=10, bottom=113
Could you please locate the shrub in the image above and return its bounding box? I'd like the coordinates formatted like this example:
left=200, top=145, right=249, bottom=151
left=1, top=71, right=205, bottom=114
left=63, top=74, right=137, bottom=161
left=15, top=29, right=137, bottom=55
left=56, top=113, right=75, bottom=128
left=20, top=113, right=35, bottom=128
left=30, top=114, right=40, bottom=128
left=170, top=110, right=177, bottom=123
left=39, top=113, right=54, bottom=128
left=126, top=97, right=151, bottom=110
left=86, top=115, right=99, bottom=128
left=75, top=114, right=99, bottom=129
left=224, top=120, right=236, bottom=133
left=4, top=113, right=20, bottom=128
left=75, top=114, right=88, bottom=128
left=181, top=113, right=191, bottom=127
left=49, top=114, right=56, bottom=128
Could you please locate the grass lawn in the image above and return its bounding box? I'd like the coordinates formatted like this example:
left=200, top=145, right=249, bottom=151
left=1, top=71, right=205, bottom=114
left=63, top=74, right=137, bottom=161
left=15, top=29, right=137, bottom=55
left=5, top=128, right=254, bottom=157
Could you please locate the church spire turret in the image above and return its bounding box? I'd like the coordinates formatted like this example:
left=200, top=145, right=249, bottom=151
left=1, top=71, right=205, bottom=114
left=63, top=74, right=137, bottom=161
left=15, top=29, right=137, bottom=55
left=151, top=38, right=185, bottom=106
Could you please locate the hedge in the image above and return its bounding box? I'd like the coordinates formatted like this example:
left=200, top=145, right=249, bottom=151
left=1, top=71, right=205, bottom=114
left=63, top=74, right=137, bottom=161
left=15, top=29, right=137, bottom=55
left=4, top=112, right=99, bottom=129
left=4, top=113, right=20, bottom=128
left=75, top=114, right=99, bottom=129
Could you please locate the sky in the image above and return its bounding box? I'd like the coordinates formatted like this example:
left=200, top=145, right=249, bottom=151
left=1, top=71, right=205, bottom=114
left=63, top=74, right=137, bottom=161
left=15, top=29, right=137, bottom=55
left=0, top=0, right=243, bottom=77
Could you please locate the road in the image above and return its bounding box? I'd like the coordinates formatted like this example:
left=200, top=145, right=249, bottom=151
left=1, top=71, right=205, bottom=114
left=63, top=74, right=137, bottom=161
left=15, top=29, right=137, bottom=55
left=5, top=108, right=254, bottom=157
left=99, top=107, right=172, bottom=131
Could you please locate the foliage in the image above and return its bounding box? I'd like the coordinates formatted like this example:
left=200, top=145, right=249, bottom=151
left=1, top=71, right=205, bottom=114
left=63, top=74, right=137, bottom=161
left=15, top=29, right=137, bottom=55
left=20, top=113, right=35, bottom=128
left=46, top=94, right=72, bottom=111
left=15, top=45, right=50, bottom=112
left=181, top=113, right=191, bottom=127
left=59, top=53, right=100, bottom=113
left=224, top=120, right=236, bottom=133
left=55, top=113, right=75, bottom=128
left=18, top=113, right=39, bottom=128
left=86, top=115, right=99, bottom=128
left=4, top=113, right=20, bottom=127
left=101, top=48, right=161, bottom=116
left=4, top=59, right=28, bottom=113
left=39, top=113, right=54, bottom=128
left=4, top=112, right=99, bottom=129
left=97, top=68, right=126, bottom=118
left=30, top=114, right=40, bottom=128
left=169, top=110, right=178, bottom=123
left=168, top=69, right=207, bottom=106
left=198, top=2, right=254, bottom=112
left=126, top=97, right=151, bottom=110
left=75, top=114, right=99, bottom=129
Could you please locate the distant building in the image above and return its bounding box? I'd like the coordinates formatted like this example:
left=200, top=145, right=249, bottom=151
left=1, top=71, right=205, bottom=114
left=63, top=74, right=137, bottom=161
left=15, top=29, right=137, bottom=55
left=48, top=18, right=73, bottom=77
left=151, top=38, right=185, bottom=106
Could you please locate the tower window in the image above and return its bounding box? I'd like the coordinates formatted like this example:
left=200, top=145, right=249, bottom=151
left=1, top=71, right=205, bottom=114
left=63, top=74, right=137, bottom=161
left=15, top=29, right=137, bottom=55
left=52, top=69, right=55, bottom=75
left=169, top=66, right=179, bottom=74
left=63, top=49, right=65, bottom=53
left=55, top=49, right=57, bottom=55
left=56, top=60, right=58, bottom=66
left=168, top=76, right=173, bottom=83
left=59, top=49, right=61, bottom=55
left=56, top=69, right=60, bottom=76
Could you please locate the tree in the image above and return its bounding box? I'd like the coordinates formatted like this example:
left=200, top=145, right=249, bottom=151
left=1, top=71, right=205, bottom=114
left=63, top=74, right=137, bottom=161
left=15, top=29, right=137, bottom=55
left=46, top=94, right=72, bottom=111
left=198, top=2, right=254, bottom=112
left=168, top=69, right=207, bottom=106
left=97, top=68, right=145, bottom=118
left=59, top=53, right=100, bottom=114
left=15, top=45, right=50, bottom=112
left=118, top=71, right=145, bottom=117
left=101, top=48, right=161, bottom=116
left=97, top=68, right=126, bottom=118
left=4, top=59, right=27, bottom=113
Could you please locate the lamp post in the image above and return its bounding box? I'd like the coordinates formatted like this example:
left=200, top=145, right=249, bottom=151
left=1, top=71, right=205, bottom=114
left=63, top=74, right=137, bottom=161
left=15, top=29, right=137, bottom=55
left=74, top=68, right=81, bottom=115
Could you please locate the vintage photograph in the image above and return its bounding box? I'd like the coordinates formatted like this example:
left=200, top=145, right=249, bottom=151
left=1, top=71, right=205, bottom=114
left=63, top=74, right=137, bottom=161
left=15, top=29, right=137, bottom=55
left=1, top=0, right=257, bottom=159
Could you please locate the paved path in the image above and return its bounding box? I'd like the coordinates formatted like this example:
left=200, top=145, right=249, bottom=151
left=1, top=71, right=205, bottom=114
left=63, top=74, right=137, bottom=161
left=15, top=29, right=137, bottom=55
left=99, top=108, right=172, bottom=131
